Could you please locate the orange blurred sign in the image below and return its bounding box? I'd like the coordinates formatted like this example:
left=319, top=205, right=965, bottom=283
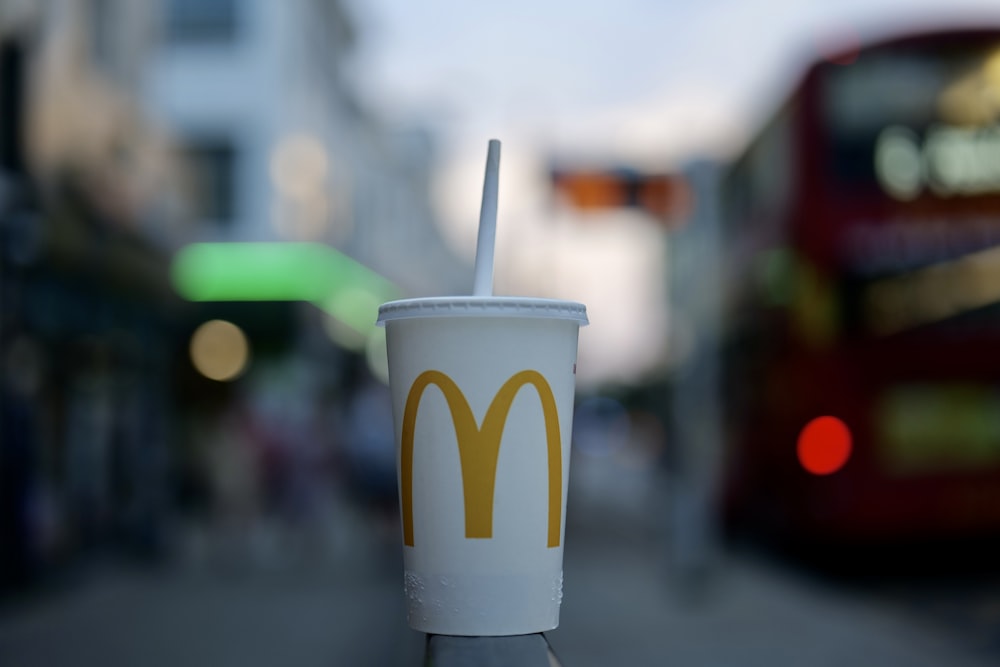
left=551, top=168, right=691, bottom=227
left=551, top=171, right=629, bottom=210
left=637, top=174, right=692, bottom=222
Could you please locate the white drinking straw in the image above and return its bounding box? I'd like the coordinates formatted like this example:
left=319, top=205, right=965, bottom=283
left=473, top=139, right=501, bottom=296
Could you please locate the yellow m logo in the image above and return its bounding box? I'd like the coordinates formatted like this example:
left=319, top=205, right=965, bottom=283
left=401, top=370, right=563, bottom=548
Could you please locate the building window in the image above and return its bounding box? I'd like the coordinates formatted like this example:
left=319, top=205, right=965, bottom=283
left=179, top=137, right=237, bottom=225
left=164, top=0, right=239, bottom=45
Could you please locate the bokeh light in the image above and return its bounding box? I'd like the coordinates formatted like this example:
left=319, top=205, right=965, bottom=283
left=874, top=126, right=923, bottom=201
left=797, top=415, right=852, bottom=475
left=270, top=134, right=328, bottom=200
left=365, top=327, right=390, bottom=384
left=189, top=319, right=250, bottom=382
left=321, top=314, right=367, bottom=352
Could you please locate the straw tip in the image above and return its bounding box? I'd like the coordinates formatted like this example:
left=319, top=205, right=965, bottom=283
left=484, top=139, right=501, bottom=169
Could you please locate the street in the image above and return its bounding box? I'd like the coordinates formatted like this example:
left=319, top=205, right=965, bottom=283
left=1, top=518, right=997, bottom=667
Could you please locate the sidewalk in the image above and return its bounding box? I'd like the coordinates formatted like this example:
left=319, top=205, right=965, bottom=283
left=0, top=510, right=424, bottom=667
left=551, top=536, right=998, bottom=667
left=1, top=530, right=997, bottom=667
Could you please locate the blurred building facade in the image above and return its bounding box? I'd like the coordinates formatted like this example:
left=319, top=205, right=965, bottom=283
left=145, top=0, right=468, bottom=296
left=1, top=0, right=187, bottom=589
left=1, top=0, right=473, bottom=593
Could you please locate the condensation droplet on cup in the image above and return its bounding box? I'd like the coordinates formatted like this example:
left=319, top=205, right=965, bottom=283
left=404, top=571, right=425, bottom=603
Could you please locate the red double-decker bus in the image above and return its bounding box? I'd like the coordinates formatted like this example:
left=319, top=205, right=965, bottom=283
left=720, top=26, right=1000, bottom=548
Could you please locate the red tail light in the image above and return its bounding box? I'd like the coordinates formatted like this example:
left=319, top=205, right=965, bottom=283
left=798, top=416, right=852, bottom=475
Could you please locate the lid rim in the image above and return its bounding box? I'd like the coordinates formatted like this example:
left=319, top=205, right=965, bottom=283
left=376, top=296, right=588, bottom=326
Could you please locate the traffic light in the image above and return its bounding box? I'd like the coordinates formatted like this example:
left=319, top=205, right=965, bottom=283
left=550, top=167, right=691, bottom=226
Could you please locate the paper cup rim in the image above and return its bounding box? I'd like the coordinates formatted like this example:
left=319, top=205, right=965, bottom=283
left=377, top=296, right=588, bottom=326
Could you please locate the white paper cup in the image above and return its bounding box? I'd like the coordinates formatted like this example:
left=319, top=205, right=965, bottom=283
left=377, top=296, right=588, bottom=636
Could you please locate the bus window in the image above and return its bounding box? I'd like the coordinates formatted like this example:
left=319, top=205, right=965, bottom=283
left=822, top=42, right=1000, bottom=198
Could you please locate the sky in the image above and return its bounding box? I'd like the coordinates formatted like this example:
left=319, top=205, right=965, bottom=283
left=354, top=0, right=1000, bottom=153
left=348, top=0, right=1000, bottom=386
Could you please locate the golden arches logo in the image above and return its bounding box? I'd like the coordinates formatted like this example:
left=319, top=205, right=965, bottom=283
left=400, top=370, right=563, bottom=548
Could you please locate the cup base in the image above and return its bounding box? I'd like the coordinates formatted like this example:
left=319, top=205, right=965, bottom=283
left=404, top=569, right=564, bottom=636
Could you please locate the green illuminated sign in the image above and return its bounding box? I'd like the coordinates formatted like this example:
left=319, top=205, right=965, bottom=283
left=170, top=242, right=400, bottom=333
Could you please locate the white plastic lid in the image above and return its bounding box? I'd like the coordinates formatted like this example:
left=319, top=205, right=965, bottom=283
left=377, top=296, right=588, bottom=326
